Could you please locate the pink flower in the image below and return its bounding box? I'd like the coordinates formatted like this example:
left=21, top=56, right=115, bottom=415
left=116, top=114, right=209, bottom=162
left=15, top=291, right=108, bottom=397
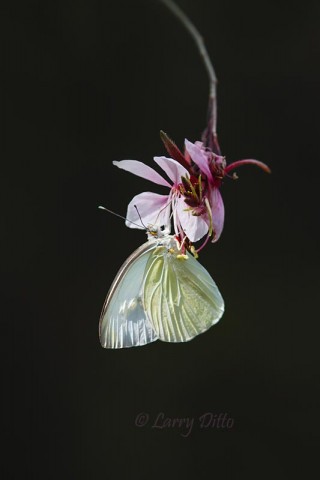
left=113, top=132, right=270, bottom=248
left=184, top=139, right=225, bottom=243
left=183, top=138, right=271, bottom=243
left=113, top=156, right=209, bottom=242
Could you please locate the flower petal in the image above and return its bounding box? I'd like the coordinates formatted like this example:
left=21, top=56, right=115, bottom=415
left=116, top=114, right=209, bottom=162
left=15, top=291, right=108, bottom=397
left=175, top=196, right=209, bottom=243
left=125, top=192, right=171, bottom=230
left=113, top=160, right=171, bottom=187
left=209, top=187, right=225, bottom=242
left=184, top=139, right=214, bottom=183
left=153, top=156, right=189, bottom=186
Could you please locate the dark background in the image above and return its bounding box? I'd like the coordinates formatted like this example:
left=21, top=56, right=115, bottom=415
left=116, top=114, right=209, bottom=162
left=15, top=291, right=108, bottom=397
left=4, top=0, right=320, bottom=478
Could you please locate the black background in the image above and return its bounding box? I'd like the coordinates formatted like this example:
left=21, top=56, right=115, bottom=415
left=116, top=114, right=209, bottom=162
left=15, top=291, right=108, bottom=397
left=4, top=0, right=320, bottom=478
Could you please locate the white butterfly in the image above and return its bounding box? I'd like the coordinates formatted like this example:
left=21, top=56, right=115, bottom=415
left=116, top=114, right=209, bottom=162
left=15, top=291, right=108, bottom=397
left=99, top=224, right=224, bottom=348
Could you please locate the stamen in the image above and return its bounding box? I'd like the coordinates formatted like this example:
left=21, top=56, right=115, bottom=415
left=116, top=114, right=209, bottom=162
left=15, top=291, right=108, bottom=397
left=181, top=175, right=199, bottom=201
left=204, top=197, right=213, bottom=237
left=196, top=233, right=211, bottom=253
left=190, top=245, right=199, bottom=259
left=176, top=254, right=188, bottom=260
left=153, top=196, right=172, bottom=227
left=198, top=174, right=202, bottom=201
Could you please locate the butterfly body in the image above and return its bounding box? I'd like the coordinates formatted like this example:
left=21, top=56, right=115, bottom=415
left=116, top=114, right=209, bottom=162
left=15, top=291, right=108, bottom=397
left=99, top=230, right=224, bottom=348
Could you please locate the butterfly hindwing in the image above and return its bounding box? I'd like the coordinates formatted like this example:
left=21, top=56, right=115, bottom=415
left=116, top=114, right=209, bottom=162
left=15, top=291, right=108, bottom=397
left=143, top=246, right=224, bottom=342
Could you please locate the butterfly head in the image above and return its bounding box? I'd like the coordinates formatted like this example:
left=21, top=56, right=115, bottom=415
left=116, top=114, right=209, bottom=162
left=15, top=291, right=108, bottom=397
left=146, top=224, right=170, bottom=239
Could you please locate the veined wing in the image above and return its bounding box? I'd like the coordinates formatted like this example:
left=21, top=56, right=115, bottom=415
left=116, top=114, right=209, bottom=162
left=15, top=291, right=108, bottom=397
left=143, top=247, right=224, bottom=342
left=99, top=241, right=158, bottom=348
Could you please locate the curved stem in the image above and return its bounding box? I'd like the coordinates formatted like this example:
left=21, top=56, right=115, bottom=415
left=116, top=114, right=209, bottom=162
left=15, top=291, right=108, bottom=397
left=159, top=0, right=218, bottom=135
left=225, top=159, right=271, bottom=174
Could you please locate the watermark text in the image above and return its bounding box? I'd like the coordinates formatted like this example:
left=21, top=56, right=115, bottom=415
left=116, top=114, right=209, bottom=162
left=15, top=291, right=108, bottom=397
left=134, top=412, right=234, bottom=437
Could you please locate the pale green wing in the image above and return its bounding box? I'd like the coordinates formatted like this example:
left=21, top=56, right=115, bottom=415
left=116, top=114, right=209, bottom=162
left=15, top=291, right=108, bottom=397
left=143, top=248, right=224, bottom=342
left=99, top=241, right=159, bottom=348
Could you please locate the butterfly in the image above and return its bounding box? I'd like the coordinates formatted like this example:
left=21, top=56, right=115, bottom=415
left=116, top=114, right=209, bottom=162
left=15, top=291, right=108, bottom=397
left=99, top=225, right=224, bottom=348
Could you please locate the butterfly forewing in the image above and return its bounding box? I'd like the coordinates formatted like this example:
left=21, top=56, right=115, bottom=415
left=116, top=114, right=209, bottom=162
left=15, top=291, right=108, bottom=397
left=99, top=241, right=159, bottom=348
left=143, top=247, right=224, bottom=342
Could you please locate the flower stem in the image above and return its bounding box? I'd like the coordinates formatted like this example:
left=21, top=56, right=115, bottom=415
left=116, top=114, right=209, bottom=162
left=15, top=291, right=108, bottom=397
left=159, top=0, right=218, bottom=137
left=225, top=159, right=271, bottom=174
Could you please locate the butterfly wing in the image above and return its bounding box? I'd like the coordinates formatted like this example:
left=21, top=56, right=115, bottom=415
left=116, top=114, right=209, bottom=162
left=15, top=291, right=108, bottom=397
left=99, top=241, right=159, bottom=348
left=143, top=247, right=224, bottom=342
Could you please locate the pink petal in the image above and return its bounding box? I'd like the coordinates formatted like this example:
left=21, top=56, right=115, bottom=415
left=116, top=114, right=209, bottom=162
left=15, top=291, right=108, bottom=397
left=175, top=196, right=209, bottom=243
left=184, top=139, right=214, bottom=183
left=153, top=156, right=189, bottom=186
left=125, top=192, right=171, bottom=230
left=113, top=160, right=171, bottom=188
left=209, top=187, right=225, bottom=242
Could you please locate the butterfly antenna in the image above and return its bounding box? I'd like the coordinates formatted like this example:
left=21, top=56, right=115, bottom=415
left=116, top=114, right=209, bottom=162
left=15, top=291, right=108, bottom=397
left=133, top=205, right=148, bottom=229
left=98, top=206, right=143, bottom=229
